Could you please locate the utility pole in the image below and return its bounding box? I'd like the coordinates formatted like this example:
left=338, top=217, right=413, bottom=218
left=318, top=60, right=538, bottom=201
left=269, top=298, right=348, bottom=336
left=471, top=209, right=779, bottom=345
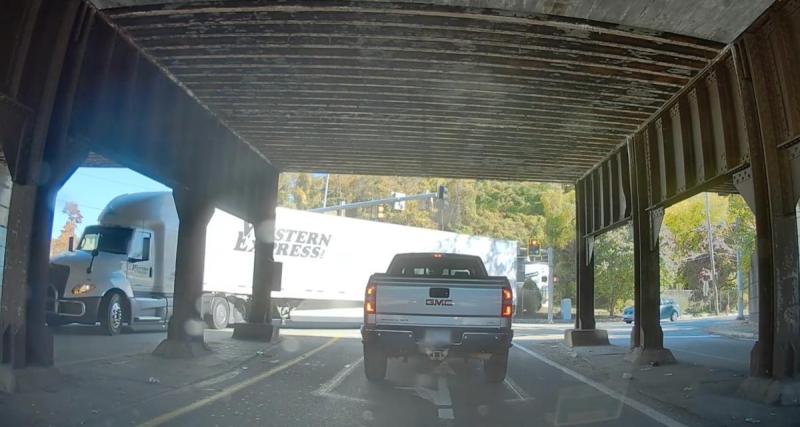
left=437, top=185, right=447, bottom=231
left=322, top=174, right=330, bottom=208
left=547, top=247, right=555, bottom=323
left=736, top=248, right=745, bottom=320
left=704, top=193, right=720, bottom=315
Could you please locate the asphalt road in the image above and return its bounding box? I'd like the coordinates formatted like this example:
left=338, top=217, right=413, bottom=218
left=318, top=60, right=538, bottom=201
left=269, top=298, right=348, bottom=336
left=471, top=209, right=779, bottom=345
left=127, top=332, right=663, bottom=427
left=53, top=316, right=754, bottom=372
left=603, top=317, right=754, bottom=374
left=46, top=316, right=753, bottom=426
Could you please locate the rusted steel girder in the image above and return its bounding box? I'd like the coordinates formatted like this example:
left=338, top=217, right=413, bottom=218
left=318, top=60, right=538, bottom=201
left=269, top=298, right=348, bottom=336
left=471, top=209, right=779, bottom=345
left=734, top=0, right=800, bottom=380
left=627, top=135, right=675, bottom=365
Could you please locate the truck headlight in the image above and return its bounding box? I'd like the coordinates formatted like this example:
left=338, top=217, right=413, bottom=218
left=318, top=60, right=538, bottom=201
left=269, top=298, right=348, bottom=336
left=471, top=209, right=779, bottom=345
left=71, top=283, right=96, bottom=296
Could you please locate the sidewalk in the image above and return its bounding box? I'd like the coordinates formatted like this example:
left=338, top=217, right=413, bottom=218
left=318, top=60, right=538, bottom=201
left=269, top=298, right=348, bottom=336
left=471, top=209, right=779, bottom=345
left=0, top=332, right=284, bottom=427
left=706, top=318, right=758, bottom=340
left=527, top=341, right=797, bottom=426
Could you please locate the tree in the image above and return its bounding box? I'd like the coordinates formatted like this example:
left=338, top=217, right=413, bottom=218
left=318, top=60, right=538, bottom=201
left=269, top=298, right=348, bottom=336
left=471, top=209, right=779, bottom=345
left=594, top=225, right=635, bottom=317
left=51, top=202, right=83, bottom=256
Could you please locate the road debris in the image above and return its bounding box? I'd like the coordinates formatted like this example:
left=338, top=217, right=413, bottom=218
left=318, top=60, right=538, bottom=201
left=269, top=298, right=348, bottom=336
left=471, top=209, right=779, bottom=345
left=147, top=377, right=160, bottom=384
left=744, top=417, right=761, bottom=424
left=622, top=373, right=633, bottom=380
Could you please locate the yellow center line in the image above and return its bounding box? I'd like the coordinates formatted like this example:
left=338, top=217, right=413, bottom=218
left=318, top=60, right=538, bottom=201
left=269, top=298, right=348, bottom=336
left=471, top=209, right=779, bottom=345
left=137, top=337, right=340, bottom=427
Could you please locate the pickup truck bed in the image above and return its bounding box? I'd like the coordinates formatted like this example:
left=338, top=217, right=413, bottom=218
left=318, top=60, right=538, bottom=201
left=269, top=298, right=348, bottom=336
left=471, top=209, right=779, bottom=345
left=361, top=253, right=513, bottom=383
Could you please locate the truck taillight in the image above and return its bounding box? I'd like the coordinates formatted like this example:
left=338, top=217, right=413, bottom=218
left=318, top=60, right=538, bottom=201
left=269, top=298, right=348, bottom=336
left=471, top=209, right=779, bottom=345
left=501, top=287, right=513, bottom=318
left=365, top=283, right=377, bottom=315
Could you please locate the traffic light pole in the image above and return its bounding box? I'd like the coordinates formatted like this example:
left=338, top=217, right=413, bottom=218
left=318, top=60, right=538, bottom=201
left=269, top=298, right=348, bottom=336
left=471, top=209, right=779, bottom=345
left=547, top=247, right=554, bottom=323
left=308, top=192, right=436, bottom=213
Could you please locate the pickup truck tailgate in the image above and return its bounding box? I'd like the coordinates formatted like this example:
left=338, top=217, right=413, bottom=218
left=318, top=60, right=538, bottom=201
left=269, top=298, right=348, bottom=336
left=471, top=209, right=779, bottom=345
left=374, top=277, right=506, bottom=327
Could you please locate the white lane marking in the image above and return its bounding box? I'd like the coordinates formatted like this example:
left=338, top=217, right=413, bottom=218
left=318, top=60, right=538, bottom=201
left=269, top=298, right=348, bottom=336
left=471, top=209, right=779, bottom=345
left=433, top=376, right=454, bottom=420
left=406, top=365, right=455, bottom=420
left=504, top=377, right=534, bottom=403
left=611, top=335, right=721, bottom=340
left=438, top=408, right=455, bottom=419
left=512, top=343, right=688, bottom=427
left=312, top=357, right=369, bottom=403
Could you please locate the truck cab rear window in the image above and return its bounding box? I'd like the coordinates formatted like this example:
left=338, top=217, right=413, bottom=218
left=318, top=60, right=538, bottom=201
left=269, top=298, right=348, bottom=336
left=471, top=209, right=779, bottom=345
left=387, top=255, right=488, bottom=278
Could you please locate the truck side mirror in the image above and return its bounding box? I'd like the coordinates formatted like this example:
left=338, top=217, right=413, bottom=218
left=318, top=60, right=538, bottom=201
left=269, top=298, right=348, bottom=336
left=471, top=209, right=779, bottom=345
left=68, top=236, right=74, bottom=252
left=142, top=237, right=150, bottom=261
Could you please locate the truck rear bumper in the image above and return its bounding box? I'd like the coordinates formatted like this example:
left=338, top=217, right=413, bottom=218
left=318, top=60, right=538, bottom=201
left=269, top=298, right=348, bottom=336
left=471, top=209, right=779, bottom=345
left=361, top=326, right=513, bottom=357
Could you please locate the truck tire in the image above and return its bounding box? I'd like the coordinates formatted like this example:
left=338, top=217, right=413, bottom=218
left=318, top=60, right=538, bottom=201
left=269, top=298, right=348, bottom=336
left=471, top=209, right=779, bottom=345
left=363, top=344, right=387, bottom=382
left=484, top=351, right=508, bottom=383
left=206, top=298, right=230, bottom=330
left=100, top=293, right=125, bottom=336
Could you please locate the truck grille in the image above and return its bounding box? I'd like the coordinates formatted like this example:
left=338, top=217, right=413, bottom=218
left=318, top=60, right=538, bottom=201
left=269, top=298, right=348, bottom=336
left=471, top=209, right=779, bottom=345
left=49, top=264, right=70, bottom=297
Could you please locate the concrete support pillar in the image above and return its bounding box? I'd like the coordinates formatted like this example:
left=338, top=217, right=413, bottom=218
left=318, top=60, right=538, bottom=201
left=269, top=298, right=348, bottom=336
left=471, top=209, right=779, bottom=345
left=626, top=138, right=675, bottom=365
left=565, top=182, right=609, bottom=347
left=233, top=172, right=281, bottom=341
left=153, top=190, right=214, bottom=358
left=25, top=185, right=58, bottom=366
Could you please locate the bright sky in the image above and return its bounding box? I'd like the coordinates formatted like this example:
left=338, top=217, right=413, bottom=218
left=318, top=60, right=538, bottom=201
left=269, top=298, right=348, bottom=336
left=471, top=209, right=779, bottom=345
left=52, top=168, right=171, bottom=238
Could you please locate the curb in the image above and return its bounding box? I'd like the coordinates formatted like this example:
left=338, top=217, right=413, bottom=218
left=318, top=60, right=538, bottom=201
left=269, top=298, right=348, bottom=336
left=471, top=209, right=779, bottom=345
left=707, top=327, right=756, bottom=340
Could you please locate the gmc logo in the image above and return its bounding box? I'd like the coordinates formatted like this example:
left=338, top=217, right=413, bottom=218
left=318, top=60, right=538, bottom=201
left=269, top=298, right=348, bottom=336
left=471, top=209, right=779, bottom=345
left=425, top=299, right=453, bottom=306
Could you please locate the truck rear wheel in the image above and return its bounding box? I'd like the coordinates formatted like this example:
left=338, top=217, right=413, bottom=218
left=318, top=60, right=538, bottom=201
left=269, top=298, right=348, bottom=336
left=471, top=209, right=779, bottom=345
left=363, top=344, right=387, bottom=382
left=206, top=298, right=230, bottom=330
left=484, top=351, right=508, bottom=383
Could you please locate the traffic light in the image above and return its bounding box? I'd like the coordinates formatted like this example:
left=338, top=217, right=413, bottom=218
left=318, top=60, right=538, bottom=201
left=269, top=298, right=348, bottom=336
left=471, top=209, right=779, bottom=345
left=528, top=239, right=540, bottom=256
left=391, top=192, right=406, bottom=211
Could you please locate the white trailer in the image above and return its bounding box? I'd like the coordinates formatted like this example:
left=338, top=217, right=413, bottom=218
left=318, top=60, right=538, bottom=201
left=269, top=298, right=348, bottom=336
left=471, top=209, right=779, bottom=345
left=46, top=192, right=517, bottom=334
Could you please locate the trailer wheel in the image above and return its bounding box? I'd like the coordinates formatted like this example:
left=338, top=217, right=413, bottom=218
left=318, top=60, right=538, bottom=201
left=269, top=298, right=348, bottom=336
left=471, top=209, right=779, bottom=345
left=484, top=350, right=508, bottom=383
left=100, top=292, right=125, bottom=336
left=364, top=344, right=387, bottom=382
left=206, top=298, right=230, bottom=330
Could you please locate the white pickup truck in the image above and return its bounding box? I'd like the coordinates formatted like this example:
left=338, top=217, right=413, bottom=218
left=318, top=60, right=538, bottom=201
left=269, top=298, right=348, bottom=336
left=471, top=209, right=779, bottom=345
left=362, top=253, right=514, bottom=383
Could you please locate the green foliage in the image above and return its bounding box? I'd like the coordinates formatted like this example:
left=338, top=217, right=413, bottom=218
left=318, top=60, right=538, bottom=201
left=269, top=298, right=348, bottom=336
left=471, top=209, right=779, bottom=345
left=594, top=225, right=634, bottom=317
left=279, top=173, right=565, bottom=247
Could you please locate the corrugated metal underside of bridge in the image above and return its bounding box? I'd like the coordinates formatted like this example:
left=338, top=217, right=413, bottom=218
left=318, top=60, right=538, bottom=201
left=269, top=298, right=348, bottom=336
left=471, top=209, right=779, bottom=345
left=99, top=1, right=751, bottom=182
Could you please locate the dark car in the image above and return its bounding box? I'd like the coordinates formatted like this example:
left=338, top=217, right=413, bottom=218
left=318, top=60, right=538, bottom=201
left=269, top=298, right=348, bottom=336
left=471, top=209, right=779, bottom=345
left=622, top=298, right=680, bottom=324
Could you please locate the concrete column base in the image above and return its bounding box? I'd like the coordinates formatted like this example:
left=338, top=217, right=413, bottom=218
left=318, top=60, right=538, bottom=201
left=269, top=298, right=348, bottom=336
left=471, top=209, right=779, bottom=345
left=0, top=365, right=16, bottom=393
left=232, top=321, right=281, bottom=342
left=624, top=347, right=676, bottom=365
left=0, top=365, right=68, bottom=393
left=152, top=339, right=210, bottom=359
left=738, top=377, right=800, bottom=406
left=564, top=329, right=610, bottom=347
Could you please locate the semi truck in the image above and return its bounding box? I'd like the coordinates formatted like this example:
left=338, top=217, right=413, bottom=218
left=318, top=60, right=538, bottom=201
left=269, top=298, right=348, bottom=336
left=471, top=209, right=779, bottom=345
left=46, top=191, right=518, bottom=335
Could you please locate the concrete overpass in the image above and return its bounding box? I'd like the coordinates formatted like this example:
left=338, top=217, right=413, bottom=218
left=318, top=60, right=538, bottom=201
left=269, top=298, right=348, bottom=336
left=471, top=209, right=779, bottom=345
left=0, top=0, right=798, bottom=401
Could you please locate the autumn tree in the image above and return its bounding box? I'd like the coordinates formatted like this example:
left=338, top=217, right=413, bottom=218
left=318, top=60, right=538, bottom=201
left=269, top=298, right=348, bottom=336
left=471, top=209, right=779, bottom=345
left=51, top=201, right=83, bottom=256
